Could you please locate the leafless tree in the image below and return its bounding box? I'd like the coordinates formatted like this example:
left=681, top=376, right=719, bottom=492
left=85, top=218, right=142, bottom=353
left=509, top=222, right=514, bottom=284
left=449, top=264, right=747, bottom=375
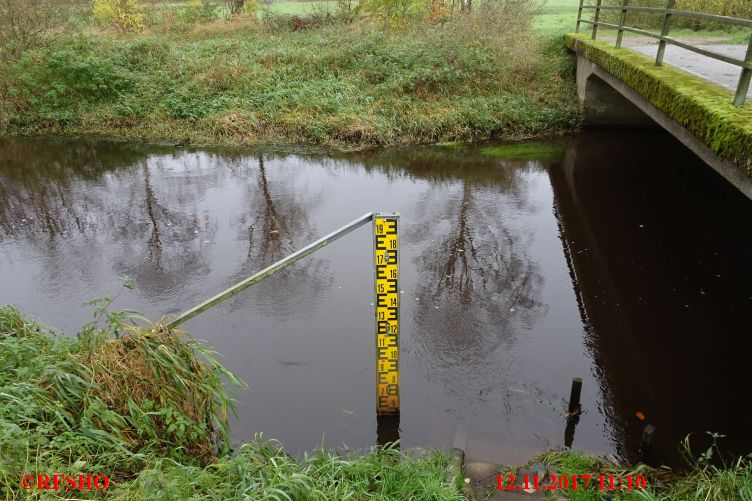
left=0, top=0, right=83, bottom=56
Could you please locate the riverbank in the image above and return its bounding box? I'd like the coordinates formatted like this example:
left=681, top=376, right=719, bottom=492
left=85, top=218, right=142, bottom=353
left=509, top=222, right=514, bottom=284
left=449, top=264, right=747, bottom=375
left=0, top=304, right=460, bottom=499
left=0, top=13, right=579, bottom=151
left=3, top=305, right=751, bottom=500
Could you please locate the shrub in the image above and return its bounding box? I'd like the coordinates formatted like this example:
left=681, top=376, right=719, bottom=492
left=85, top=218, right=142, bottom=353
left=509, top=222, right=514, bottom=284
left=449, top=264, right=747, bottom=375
left=0, top=0, right=81, bottom=56
left=603, top=0, right=752, bottom=31
left=16, top=45, right=133, bottom=107
left=93, top=0, right=145, bottom=33
left=179, top=0, right=221, bottom=24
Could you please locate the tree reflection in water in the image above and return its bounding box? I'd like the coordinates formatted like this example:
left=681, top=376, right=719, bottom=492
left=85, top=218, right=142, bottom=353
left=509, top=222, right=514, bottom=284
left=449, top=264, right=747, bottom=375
left=221, top=154, right=330, bottom=318
left=346, top=146, right=549, bottom=411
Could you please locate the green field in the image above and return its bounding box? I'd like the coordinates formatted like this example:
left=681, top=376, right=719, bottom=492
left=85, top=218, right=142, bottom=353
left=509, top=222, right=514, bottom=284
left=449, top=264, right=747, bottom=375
left=260, top=0, right=338, bottom=17
left=532, top=0, right=749, bottom=40
left=534, top=0, right=580, bottom=36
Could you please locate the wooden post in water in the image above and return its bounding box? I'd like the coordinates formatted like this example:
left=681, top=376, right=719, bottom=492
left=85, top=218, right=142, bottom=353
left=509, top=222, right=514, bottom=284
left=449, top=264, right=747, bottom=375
left=640, top=424, right=656, bottom=459
left=565, top=377, right=583, bottom=447
left=656, top=0, right=676, bottom=66
left=568, top=377, right=583, bottom=414
left=615, top=0, right=630, bottom=48
left=374, top=213, right=400, bottom=415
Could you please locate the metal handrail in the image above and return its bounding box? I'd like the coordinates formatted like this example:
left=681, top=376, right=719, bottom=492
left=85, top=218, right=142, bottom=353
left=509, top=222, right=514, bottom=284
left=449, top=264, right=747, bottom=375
left=575, top=0, right=752, bottom=105
left=579, top=5, right=752, bottom=28
left=166, top=211, right=376, bottom=328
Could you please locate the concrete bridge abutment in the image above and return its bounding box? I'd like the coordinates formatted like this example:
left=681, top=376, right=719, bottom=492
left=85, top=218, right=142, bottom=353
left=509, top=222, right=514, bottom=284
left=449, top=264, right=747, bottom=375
left=572, top=50, right=752, bottom=200
left=576, top=55, right=657, bottom=129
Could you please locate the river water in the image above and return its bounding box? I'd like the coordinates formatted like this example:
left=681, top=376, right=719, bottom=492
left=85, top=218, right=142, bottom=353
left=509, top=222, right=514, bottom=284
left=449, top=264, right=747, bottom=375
left=0, top=131, right=750, bottom=468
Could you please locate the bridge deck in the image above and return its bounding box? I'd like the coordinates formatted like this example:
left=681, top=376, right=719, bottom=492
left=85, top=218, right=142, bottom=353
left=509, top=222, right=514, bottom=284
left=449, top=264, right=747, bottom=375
left=627, top=43, right=752, bottom=98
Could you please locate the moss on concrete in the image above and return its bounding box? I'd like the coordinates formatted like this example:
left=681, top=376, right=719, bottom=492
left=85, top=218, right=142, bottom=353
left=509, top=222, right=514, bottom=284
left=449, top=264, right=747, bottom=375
left=564, top=33, right=752, bottom=178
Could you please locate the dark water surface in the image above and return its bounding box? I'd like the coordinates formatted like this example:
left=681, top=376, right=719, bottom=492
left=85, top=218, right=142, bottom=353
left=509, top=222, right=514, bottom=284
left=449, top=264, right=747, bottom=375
left=1, top=131, right=750, bottom=468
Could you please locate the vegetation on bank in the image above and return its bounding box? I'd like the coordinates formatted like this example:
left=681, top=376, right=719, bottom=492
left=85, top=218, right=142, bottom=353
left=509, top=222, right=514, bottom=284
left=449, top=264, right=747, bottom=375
left=2, top=303, right=751, bottom=499
left=0, top=304, right=460, bottom=499
left=0, top=0, right=580, bottom=150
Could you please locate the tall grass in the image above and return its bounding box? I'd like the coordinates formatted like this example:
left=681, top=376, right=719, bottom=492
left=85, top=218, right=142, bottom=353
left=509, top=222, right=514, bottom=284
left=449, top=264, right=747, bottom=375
left=0, top=304, right=240, bottom=494
left=117, top=439, right=460, bottom=500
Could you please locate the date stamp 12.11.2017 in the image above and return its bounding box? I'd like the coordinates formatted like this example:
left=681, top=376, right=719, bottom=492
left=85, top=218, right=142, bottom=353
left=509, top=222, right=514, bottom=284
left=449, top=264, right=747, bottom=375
left=496, top=473, right=648, bottom=493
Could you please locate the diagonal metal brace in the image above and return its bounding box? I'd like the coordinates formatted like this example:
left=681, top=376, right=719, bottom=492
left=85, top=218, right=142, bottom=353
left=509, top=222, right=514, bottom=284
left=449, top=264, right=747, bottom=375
left=166, top=211, right=376, bottom=328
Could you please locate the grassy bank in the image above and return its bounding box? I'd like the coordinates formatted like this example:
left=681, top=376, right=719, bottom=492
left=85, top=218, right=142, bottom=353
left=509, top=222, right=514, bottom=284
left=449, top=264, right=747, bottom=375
left=0, top=305, right=460, bottom=499
left=0, top=4, right=579, bottom=150
left=2, top=308, right=751, bottom=500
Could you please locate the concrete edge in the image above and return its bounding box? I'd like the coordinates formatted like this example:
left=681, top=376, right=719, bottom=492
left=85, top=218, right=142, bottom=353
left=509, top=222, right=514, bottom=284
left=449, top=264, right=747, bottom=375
left=446, top=447, right=466, bottom=493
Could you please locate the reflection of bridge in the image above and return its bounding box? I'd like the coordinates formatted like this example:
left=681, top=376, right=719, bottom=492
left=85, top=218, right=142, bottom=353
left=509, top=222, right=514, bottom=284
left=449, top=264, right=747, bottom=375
left=565, top=3, right=752, bottom=199
left=550, top=131, right=752, bottom=467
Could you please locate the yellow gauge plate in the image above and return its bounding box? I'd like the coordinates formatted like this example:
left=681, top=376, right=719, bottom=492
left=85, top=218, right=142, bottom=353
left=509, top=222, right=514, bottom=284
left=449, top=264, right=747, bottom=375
left=374, top=215, right=399, bottom=414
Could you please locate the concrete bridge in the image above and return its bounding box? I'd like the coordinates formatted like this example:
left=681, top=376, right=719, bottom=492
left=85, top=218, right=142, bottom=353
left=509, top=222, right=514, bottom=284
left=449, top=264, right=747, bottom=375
left=565, top=33, right=752, bottom=199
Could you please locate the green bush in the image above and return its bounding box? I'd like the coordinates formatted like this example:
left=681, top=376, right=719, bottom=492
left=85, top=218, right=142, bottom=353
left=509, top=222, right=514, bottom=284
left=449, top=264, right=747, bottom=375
left=178, top=0, right=221, bottom=24
left=10, top=44, right=133, bottom=119
left=603, top=0, right=752, bottom=31
left=0, top=304, right=241, bottom=491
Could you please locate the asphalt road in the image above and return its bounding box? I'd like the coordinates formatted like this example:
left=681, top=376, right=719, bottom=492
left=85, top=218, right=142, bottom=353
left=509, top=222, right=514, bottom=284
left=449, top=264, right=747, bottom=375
left=627, top=42, right=751, bottom=98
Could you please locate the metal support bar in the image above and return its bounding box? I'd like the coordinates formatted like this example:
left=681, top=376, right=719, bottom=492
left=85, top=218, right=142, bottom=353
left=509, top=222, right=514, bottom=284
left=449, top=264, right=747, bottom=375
left=575, top=0, right=584, bottom=33
left=616, top=0, right=630, bottom=49
left=734, top=35, right=752, bottom=106
left=166, top=211, right=375, bottom=328
left=656, top=0, right=676, bottom=66
left=592, top=0, right=602, bottom=40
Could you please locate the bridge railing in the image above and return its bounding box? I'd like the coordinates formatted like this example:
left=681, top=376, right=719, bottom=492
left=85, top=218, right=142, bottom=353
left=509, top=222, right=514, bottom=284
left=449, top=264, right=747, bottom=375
left=575, top=0, right=752, bottom=106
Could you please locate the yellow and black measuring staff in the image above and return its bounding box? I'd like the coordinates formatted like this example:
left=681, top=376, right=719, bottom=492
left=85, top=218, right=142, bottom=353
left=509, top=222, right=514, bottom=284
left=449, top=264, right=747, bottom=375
left=373, top=213, right=400, bottom=415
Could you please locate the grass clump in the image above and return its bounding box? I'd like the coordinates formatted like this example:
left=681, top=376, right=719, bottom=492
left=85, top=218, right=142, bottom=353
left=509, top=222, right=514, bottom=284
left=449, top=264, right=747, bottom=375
left=118, top=440, right=460, bottom=500
left=0, top=303, right=240, bottom=494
